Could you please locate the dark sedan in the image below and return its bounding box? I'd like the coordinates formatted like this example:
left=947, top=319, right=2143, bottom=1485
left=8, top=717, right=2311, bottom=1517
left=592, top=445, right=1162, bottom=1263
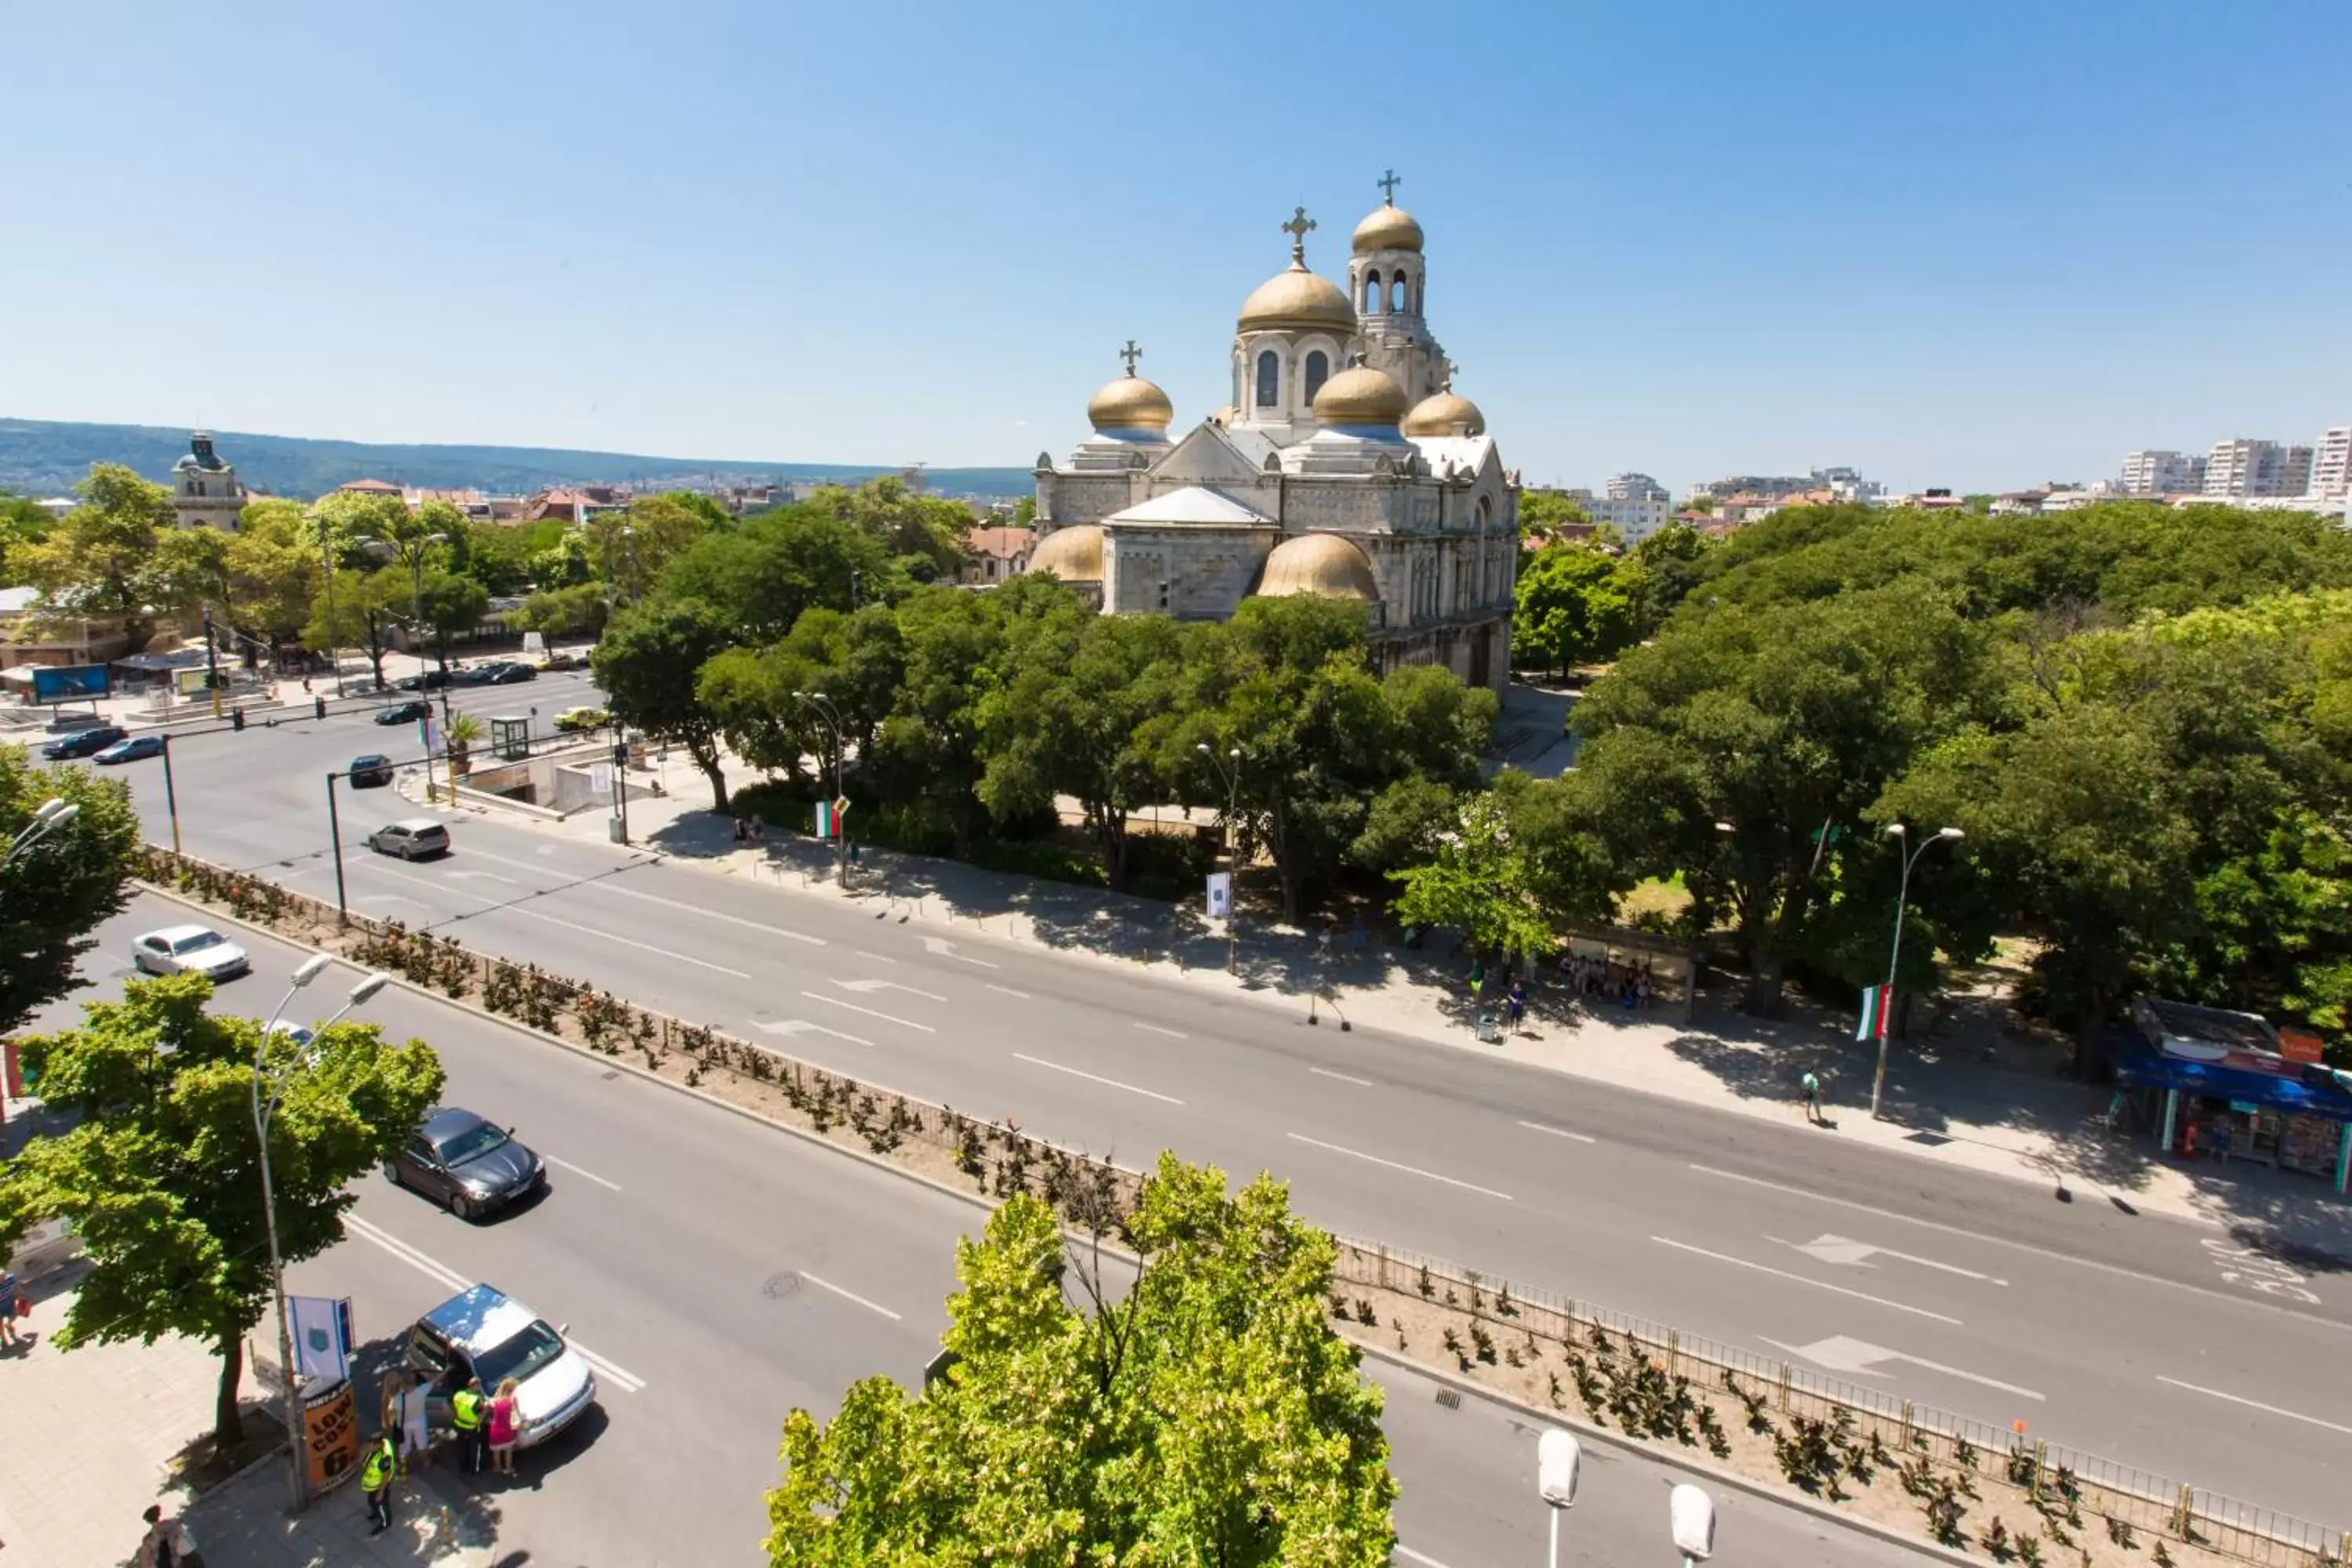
left=481, top=661, right=535, bottom=684
left=376, top=699, right=432, bottom=725
left=396, top=670, right=454, bottom=691
left=348, top=753, right=394, bottom=788
left=93, top=735, right=165, bottom=764
left=387, top=1108, right=546, bottom=1221
left=43, top=724, right=127, bottom=760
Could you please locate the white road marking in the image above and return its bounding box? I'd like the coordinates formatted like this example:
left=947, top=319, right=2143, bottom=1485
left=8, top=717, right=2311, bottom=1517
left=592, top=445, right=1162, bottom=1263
left=1518, top=1120, right=1596, bottom=1143
left=544, top=1155, right=621, bottom=1192
left=1650, top=1236, right=1962, bottom=1324
left=802, top=1272, right=905, bottom=1322
left=1762, top=1335, right=2043, bottom=1401
left=985, top=983, right=1031, bottom=1000
left=2157, top=1377, right=2352, bottom=1436
left=1394, top=1548, right=1453, bottom=1568
left=922, top=936, right=998, bottom=967
left=752, top=1018, right=875, bottom=1048
left=800, top=990, right=935, bottom=1032
left=1013, top=1052, right=1185, bottom=1105
left=1134, top=1022, right=1189, bottom=1039
left=834, top=978, right=947, bottom=1001
left=345, top=1216, right=646, bottom=1391
left=506, top=908, right=753, bottom=978
left=1286, top=1134, right=1514, bottom=1202
left=1310, top=1066, right=1377, bottom=1087
left=853, top=950, right=898, bottom=965
left=445, top=869, right=519, bottom=885
left=1770, top=1232, right=2009, bottom=1287
left=584, top=880, right=828, bottom=946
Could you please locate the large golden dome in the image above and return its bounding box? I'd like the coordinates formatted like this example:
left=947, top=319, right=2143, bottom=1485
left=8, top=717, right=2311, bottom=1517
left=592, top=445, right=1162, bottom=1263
left=1256, top=533, right=1380, bottom=602
left=1238, top=261, right=1356, bottom=334
left=1352, top=201, right=1424, bottom=254
left=1312, top=364, right=1410, bottom=428
left=1403, top=390, right=1486, bottom=437
left=1087, top=376, right=1173, bottom=432
left=1026, top=524, right=1105, bottom=583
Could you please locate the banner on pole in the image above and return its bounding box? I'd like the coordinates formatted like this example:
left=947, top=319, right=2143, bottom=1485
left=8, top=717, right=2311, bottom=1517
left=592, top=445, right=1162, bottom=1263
left=1856, top=985, right=1893, bottom=1042
left=1205, top=872, right=1232, bottom=920
left=289, top=1294, right=354, bottom=1381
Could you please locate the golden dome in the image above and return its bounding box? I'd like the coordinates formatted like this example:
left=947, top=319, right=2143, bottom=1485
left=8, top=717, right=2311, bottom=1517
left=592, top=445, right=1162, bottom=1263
left=1087, top=376, right=1174, bottom=432
left=1352, top=201, right=1425, bottom=254
left=1026, top=524, right=1105, bottom=583
left=1256, top=532, right=1381, bottom=602
left=1403, top=390, right=1486, bottom=437
left=1238, top=261, right=1356, bottom=333
left=1312, top=364, right=1410, bottom=428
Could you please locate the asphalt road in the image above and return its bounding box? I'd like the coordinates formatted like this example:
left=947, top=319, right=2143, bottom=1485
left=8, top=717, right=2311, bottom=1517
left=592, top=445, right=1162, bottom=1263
left=41, top=690, right=2352, bottom=1525
left=27, top=898, right=1924, bottom=1567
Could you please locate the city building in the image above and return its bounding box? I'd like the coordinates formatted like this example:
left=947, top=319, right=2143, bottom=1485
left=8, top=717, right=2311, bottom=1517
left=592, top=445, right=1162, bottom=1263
left=1810, top=466, right=1882, bottom=503
left=962, top=525, right=1034, bottom=584
left=2312, top=426, right=2351, bottom=502
left=2204, top=439, right=2314, bottom=499
left=2119, top=450, right=2206, bottom=496
left=1606, top=472, right=1668, bottom=503
left=169, top=431, right=246, bottom=531
left=337, top=477, right=402, bottom=498
left=1586, top=493, right=1673, bottom=543
left=1024, top=181, right=1516, bottom=691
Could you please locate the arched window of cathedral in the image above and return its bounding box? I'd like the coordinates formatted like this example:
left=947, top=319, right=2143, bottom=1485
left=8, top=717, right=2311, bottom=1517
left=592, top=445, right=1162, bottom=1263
left=1362, top=270, right=1381, bottom=314
left=1389, top=275, right=1406, bottom=313
left=1254, top=350, right=1279, bottom=408
left=1475, top=496, right=1493, bottom=532
left=1303, top=350, right=1330, bottom=405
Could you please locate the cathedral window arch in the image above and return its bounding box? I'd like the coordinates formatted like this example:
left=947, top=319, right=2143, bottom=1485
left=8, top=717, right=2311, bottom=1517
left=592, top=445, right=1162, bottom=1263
left=1389, top=274, right=1407, bottom=313
left=1254, top=350, right=1279, bottom=408
left=1362, top=270, right=1381, bottom=314
left=1303, top=350, right=1330, bottom=405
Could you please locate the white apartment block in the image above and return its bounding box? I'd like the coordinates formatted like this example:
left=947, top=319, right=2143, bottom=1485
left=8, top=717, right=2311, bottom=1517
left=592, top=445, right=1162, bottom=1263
left=2313, top=426, right=2352, bottom=501
left=2119, top=450, right=2206, bottom=496
left=2205, top=438, right=2314, bottom=499
left=1606, top=471, right=1669, bottom=503
left=1588, top=495, right=1675, bottom=543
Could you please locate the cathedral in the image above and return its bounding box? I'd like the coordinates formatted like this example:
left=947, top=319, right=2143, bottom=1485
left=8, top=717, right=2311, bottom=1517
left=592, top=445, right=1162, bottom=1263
left=1024, top=177, right=1518, bottom=693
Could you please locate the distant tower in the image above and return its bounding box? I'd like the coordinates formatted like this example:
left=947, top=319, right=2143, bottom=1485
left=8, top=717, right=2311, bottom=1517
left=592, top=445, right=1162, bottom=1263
left=171, top=431, right=245, bottom=531
left=1346, top=171, right=1450, bottom=405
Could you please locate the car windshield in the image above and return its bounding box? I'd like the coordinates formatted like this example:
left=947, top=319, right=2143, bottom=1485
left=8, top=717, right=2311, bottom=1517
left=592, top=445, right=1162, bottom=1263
left=172, top=931, right=224, bottom=955
left=470, top=1319, right=565, bottom=1389
left=435, top=1120, right=510, bottom=1165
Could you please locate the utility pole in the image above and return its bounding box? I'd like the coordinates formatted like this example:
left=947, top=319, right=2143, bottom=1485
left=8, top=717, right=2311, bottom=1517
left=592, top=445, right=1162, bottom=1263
left=202, top=602, right=223, bottom=717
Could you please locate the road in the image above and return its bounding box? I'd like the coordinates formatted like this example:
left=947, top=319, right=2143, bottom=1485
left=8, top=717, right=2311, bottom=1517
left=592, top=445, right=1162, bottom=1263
left=42, top=688, right=2352, bottom=1525
left=26, top=898, right=1925, bottom=1566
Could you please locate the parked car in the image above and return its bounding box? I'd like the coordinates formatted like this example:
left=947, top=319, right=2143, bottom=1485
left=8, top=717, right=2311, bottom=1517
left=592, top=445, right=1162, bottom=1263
left=132, top=924, right=252, bottom=982
left=405, top=1284, right=594, bottom=1448
left=532, top=649, right=582, bottom=672
left=348, top=753, right=394, bottom=788
left=43, top=724, right=126, bottom=760
left=93, top=735, right=165, bottom=765
left=366, top=818, right=451, bottom=859
left=387, top=1107, right=546, bottom=1220
left=552, top=706, right=608, bottom=732
left=397, top=670, right=454, bottom=691
left=376, top=700, right=432, bottom=726
left=481, top=661, right=535, bottom=684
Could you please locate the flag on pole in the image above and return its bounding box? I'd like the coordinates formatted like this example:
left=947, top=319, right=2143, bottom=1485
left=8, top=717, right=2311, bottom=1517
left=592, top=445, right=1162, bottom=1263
left=815, top=800, right=840, bottom=840
left=1856, top=985, right=1893, bottom=1042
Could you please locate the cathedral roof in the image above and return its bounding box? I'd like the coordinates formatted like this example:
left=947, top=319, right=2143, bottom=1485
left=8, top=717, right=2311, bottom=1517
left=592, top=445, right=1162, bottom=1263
left=1105, top=486, right=1272, bottom=528
left=1403, top=390, right=1486, bottom=437
left=1027, top=524, right=1105, bottom=583
left=1312, top=364, right=1410, bottom=429
left=1352, top=201, right=1424, bottom=254
left=1087, top=375, right=1174, bottom=433
left=1254, top=532, right=1381, bottom=602
left=1238, top=260, right=1354, bottom=334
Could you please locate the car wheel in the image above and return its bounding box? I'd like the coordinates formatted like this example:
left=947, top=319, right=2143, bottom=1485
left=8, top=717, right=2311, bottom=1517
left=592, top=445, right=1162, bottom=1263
left=385, top=1162, right=403, bottom=1186
left=450, top=1192, right=475, bottom=1221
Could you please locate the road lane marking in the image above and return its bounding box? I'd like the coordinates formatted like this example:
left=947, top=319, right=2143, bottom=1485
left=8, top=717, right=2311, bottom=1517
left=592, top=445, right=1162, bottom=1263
left=985, top=983, right=1031, bottom=1000
left=1650, top=1236, right=1962, bottom=1324
left=445, top=869, right=519, bottom=886
left=507, top=908, right=752, bottom=977
left=1310, top=1066, right=1377, bottom=1087
left=800, top=990, right=934, bottom=1032
left=922, top=936, right=998, bottom=967
left=853, top=950, right=899, bottom=965
left=1286, top=1134, right=1513, bottom=1202
left=2156, top=1377, right=2352, bottom=1436
left=1394, top=1548, right=1452, bottom=1568
left=1134, top=1022, right=1189, bottom=1039
left=1769, top=1232, right=2008, bottom=1287
left=584, top=880, right=829, bottom=946
left=1518, top=1120, right=1596, bottom=1143
left=567, top=1342, right=648, bottom=1393
left=834, top=978, right=947, bottom=1001
left=802, top=1272, right=905, bottom=1322
left=752, top=1018, right=876, bottom=1048
left=1762, top=1335, right=2043, bottom=1401
left=1013, top=1052, right=1185, bottom=1105
left=544, top=1155, right=621, bottom=1192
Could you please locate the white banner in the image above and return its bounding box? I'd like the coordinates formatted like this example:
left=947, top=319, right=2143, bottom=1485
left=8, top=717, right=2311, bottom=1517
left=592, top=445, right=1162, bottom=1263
left=590, top=764, right=614, bottom=797
left=1205, top=872, right=1232, bottom=920
left=289, top=1294, right=352, bottom=1381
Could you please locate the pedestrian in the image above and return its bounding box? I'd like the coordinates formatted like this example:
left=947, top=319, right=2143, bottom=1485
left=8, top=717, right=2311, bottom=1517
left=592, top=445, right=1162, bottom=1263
left=136, top=1503, right=196, bottom=1568
left=1350, top=913, right=1367, bottom=956
left=1506, top=980, right=1526, bottom=1028
left=0, top=1268, right=24, bottom=1348
left=451, top=1375, right=488, bottom=1475
left=397, top=1370, right=431, bottom=1472
left=487, top=1376, right=521, bottom=1475
left=1319, top=920, right=1335, bottom=959
left=1801, top=1070, right=1822, bottom=1125
left=731, top=816, right=746, bottom=843
left=361, top=1432, right=397, bottom=1535
left=752, top=815, right=767, bottom=844
left=1468, top=956, right=1485, bottom=999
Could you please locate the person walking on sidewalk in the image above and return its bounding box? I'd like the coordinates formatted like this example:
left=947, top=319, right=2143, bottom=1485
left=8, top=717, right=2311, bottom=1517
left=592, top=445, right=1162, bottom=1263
left=487, top=1377, right=520, bottom=1475
left=452, top=1375, right=488, bottom=1474
left=0, top=1268, right=25, bottom=1348
left=1801, top=1070, right=1823, bottom=1125
left=361, top=1432, right=397, bottom=1535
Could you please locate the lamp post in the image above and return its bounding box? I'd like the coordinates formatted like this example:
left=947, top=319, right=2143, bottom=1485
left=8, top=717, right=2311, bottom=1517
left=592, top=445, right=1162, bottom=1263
left=1196, top=742, right=1243, bottom=972
left=1669, top=1482, right=1718, bottom=1565
left=793, top=691, right=848, bottom=889
left=1537, top=1428, right=1581, bottom=1568
left=252, top=960, right=388, bottom=1511
left=310, top=510, right=344, bottom=697
left=5, top=797, right=78, bottom=871
left=1871, top=823, right=1964, bottom=1119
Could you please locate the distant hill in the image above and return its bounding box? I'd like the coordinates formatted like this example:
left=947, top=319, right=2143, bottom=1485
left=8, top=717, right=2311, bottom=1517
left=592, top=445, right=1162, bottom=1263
left=0, top=417, right=1034, bottom=503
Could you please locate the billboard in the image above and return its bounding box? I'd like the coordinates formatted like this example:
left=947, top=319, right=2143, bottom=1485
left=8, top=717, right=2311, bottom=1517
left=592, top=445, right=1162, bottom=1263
left=31, top=664, right=109, bottom=702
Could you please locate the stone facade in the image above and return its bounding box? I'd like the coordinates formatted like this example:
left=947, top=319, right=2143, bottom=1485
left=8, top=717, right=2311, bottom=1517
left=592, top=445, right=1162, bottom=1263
left=170, top=431, right=245, bottom=531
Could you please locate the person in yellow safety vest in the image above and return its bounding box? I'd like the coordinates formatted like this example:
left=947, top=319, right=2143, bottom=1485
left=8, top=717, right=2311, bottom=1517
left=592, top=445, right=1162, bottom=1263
left=451, top=1377, right=488, bottom=1475
left=361, top=1433, right=397, bottom=1535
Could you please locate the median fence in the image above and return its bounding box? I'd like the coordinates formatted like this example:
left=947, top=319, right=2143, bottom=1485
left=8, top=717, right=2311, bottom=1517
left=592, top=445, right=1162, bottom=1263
left=136, top=845, right=2343, bottom=1568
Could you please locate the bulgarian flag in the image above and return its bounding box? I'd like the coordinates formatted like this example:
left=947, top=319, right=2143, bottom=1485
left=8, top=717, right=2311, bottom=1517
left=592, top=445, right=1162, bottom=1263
left=815, top=800, right=839, bottom=840
left=1856, top=985, right=1893, bottom=1042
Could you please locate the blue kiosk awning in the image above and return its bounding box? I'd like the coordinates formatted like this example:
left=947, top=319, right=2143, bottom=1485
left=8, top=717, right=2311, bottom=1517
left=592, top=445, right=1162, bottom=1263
left=2108, top=1034, right=2352, bottom=1120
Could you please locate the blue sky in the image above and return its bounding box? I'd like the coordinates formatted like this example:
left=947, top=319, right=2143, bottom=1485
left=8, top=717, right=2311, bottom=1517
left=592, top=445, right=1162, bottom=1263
left=5, top=0, right=2346, bottom=495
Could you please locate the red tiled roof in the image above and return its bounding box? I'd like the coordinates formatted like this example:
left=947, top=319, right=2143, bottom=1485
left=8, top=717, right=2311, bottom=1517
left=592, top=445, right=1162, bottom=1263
left=339, top=478, right=401, bottom=494
left=965, top=526, right=1033, bottom=561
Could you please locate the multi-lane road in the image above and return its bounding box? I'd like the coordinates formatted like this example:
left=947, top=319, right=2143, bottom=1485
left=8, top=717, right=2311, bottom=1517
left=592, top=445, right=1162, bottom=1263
left=39, top=681, right=2352, bottom=1526
left=31, top=901, right=1924, bottom=1566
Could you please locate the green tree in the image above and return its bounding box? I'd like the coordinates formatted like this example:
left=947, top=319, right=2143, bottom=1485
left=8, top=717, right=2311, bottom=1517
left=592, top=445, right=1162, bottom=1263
left=875, top=584, right=1024, bottom=856
left=514, top=581, right=609, bottom=639
left=1512, top=543, right=1639, bottom=677
left=586, top=494, right=716, bottom=605
left=0, top=975, right=443, bottom=1448
left=416, top=568, right=490, bottom=671
left=818, top=475, right=975, bottom=584
left=663, top=503, right=896, bottom=645
left=1389, top=788, right=1560, bottom=964
left=0, top=747, right=143, bottom=1036
left=593, top=593, right=738, bottom=810
left=699, top=606, right=905, bottom=790
left=303, top=565, right=410, bottom=691
left=14, top=464, right=187, bottom=652
left=764, top=1156, right=1395, bottom=1566
left=1517, top=488, right=1594, bottom=536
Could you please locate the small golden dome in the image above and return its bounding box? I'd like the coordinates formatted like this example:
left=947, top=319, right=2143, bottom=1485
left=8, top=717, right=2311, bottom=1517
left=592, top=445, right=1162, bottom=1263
left=1238, top=262, right=1356, bottom=333
left=1352, top=201, right=1425, bottom=254
left=1403, top=390, right=1486, bottom=437
left=1256, top=532, right=1381, bottom=602
left=1026, top=524, right=1105, bottom=583
left=1312, top=364, right=1410, bottom=428
left=1087, top=376, right=1173, bottom=432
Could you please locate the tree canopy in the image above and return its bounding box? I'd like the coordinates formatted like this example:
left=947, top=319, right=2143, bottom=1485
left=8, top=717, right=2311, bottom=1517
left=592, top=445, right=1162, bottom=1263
left=0, top=747, right=144, bottom=1036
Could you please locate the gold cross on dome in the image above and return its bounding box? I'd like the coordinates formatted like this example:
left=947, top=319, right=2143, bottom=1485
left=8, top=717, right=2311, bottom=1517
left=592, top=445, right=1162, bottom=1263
left=1281, top=206, right=1316, bottom=262
left=1120, top=339, right=1142, bottom=377
left=1378, top=169, right=1402, bottom=204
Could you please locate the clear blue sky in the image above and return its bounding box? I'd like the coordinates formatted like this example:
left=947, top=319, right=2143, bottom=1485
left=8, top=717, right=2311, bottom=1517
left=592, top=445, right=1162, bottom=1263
left=6, top=0, right=2347, bottom=495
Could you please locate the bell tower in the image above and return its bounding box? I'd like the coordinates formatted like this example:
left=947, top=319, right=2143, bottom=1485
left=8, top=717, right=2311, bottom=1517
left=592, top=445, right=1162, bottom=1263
left=1346, top=171, right=1449, bottom=405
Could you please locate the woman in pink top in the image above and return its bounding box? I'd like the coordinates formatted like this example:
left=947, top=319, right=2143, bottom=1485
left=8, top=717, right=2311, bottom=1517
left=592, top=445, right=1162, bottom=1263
left=487, top=1377, right=521, bottom=1474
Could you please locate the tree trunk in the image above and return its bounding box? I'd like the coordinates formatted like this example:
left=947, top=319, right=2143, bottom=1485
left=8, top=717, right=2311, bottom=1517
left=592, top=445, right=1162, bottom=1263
left=1095, top=808, right=1128, bottom=893
left=699, top=756, right=730, bottom=814
left=2069, top=997, right=2112, bottom=1080
left=1741, top=953, right=1786, bottom=1016
left=213, top=1327, right=246, bottom=1451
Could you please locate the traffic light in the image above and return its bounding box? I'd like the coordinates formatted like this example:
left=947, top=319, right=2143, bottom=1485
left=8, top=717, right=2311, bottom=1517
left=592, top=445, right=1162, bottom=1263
left=612, top=742, right=628, bottom=767
left=231, top=708, right=246, bottom=732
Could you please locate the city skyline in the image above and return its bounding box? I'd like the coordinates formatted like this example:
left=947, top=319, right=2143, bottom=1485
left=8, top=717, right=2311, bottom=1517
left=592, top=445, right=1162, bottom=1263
left=4, top=0, right=2347, bottom=496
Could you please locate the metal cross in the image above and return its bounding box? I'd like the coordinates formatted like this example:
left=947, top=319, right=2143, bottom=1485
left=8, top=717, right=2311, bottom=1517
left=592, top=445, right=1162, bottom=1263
left=1120, top=339, right=1142, bottom=377
left=1378, top=169, right=1402, bottom=204
left=1281, top=205, right=1317, bottom=261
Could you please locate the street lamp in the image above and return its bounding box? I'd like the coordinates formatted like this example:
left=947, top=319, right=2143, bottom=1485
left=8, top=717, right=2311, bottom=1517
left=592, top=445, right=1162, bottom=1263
left=310, top=510, right=345, bottom=697
left=1870, top=822, right=1964, bottom=1118
left=1669, top=1482, right=1718, bottom=1565
left=1537, top=1428, right=1581, bottom=1568
left=252, top=959, right=387, bottom=1510
left=1196, top=742, right=1244, bottom=972
left=5, top=797, right=78, bottom=869
left=793, top=691, right=849, bottom=890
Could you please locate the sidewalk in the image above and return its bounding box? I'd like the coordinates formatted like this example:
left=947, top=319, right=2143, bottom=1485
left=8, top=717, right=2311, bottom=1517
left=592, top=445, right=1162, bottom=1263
left=436, top=746, right=2352, bottom=1264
